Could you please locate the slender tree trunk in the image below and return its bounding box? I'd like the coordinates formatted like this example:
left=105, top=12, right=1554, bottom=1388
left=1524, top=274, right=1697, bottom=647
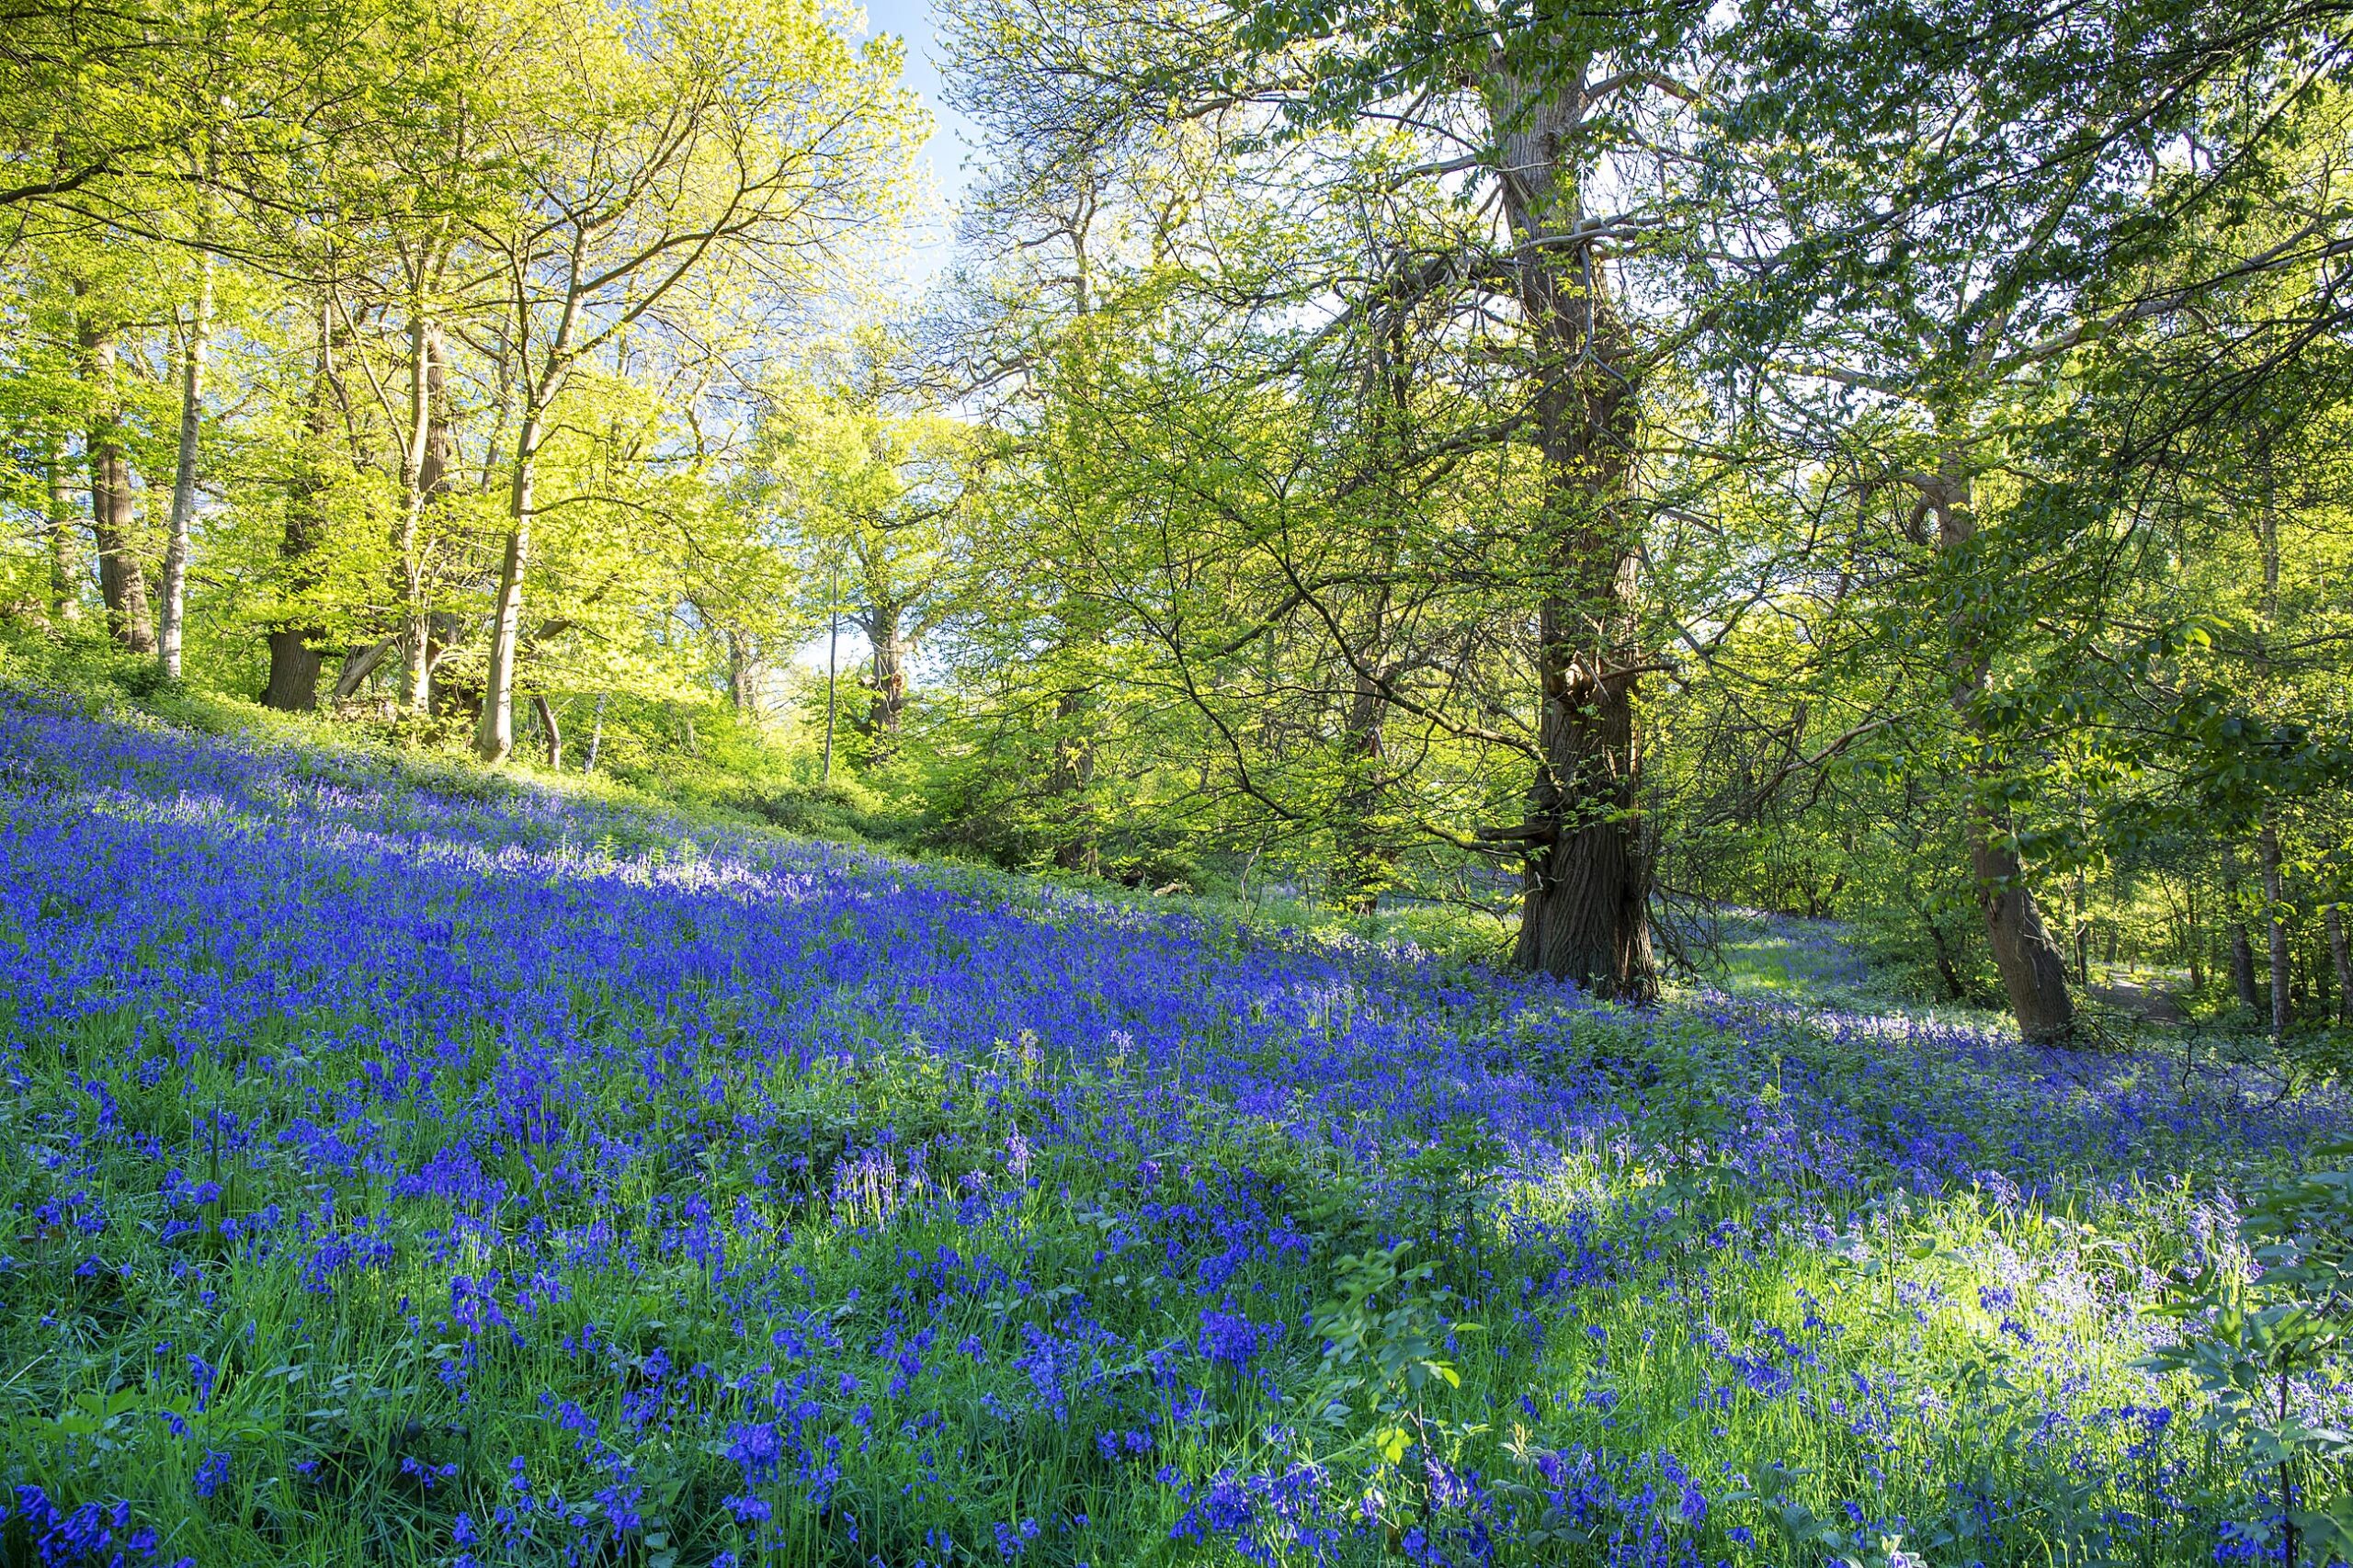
left=476, top=405, right=544, bottom=763
left=533, top=692, right=563, bottom=770
left=2185, top=877, right=2204, bottom=994
left=823, top=569, right=838, bottom=782
left=45, top=441, right=81, bottom=623
left=2248, top=446, right=2290, bottom=1035
left=74, top=302, right=154, bottom=654
left=1326, top=260, right=1414, bottom=916
left=159, top=222, right=216, bottom=680
left=1331, top=670, right=1392, bottom=915
left=2071, top=869, right=2091, bottom=987
left=2329, top=903, right=2351, bottom=1026
left=2224, top=846, right=2260, bottom=1013
left=585, top=692, right=606, bottom=774
left=478, top=268, right=580, bottom=763
left=2259, top=812, right=2291, bottom=1037
left=400, top=317, right=451, bottom=712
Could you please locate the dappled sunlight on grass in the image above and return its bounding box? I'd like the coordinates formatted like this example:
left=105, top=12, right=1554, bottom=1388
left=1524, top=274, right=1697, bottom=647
left=0, top=694, right=2347, bottom=1566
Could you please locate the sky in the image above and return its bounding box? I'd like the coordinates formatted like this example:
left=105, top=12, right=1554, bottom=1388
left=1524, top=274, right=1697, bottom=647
left=857, top=0, right=984, bottom=287
left=779, top=0, right=980, bottom=679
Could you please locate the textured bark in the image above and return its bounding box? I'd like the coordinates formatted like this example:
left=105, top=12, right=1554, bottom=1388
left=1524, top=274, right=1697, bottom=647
left=1927, top=452, right=2075, bottom=1040
left=262, top=630, right=324, bottom=710
left=1484, top=68, right=1655, bottom=999
left=1512, top=663, right=1654, bottom=995
left=861, top=599, right=909, bottom=751
left=45, top=442, right=80, bottom=622
left=75, top=305, right=153, bottom=653
left=1969, top=827, right=2077, bottom=1042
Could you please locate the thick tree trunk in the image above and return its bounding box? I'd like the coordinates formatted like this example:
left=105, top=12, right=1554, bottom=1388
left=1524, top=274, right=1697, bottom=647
left=2259, top=812, right=2291, bottom=1036
left=1928, top=451, right=2075, bottom=1040
left=1513, top=661, right=1654, bottom=994
left=262, top=631, right=324, bottom=710
left=75, top=310, right=154, bottom=654
left=863, top=602, right=908, bottom=751
left=159, top=242, right=215, bottom=680
left=1969, top=824, right=2077, bottom=1042
left=1477, top=68, right=1655, bottom=997
left=88, top=440, right=153, bottom=652
left=2329, top=903, right=2351, bottom=1026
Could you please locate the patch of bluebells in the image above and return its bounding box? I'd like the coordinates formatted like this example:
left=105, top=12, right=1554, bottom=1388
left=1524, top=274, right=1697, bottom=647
left=2, top=695, right=2349, bottom=1563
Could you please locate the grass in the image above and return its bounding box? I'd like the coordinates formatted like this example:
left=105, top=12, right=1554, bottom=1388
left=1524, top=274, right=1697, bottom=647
left=0, top=684, right=2347, bottom=1567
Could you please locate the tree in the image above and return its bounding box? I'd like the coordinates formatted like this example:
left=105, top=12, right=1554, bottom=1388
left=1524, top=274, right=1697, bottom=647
left=466, top=0, right=920, bottom=764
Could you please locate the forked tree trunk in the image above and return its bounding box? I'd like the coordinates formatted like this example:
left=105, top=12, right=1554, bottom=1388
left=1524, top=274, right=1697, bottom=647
left=533, top=692, right=563, bottom=770
left=1928, top=451, right=2075, bottom=1041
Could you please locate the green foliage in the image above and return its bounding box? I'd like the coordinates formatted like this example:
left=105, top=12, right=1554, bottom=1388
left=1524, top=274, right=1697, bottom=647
left=2146, top=1142, right=2353, bottom=1564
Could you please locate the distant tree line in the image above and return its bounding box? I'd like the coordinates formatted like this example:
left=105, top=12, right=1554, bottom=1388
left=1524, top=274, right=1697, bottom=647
left=5, top=0, right=2353, bottom=1043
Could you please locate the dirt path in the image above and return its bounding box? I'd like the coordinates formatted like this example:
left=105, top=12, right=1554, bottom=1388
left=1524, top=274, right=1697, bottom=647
left=2088, top=974, right=2188, bottom=1024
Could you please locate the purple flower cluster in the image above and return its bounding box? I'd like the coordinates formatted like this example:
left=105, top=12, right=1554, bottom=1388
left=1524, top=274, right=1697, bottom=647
left=0, top=693, right=2346, bottom=1564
